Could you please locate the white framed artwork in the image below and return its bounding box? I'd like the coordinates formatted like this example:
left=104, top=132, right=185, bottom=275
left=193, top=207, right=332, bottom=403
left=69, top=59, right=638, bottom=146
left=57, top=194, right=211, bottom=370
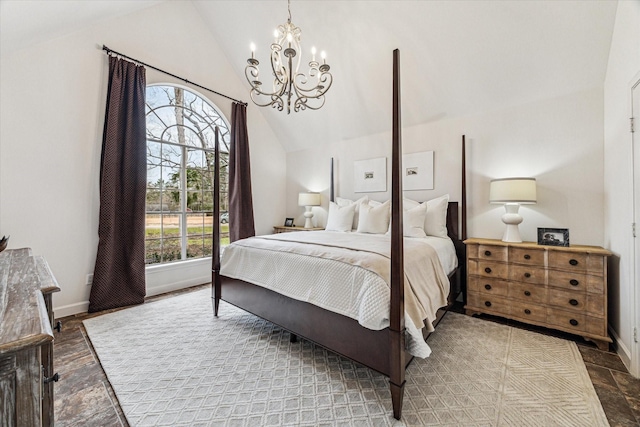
left=403, top=151, right=434, bottom=191
left=354, top=157, right=387, bottom=193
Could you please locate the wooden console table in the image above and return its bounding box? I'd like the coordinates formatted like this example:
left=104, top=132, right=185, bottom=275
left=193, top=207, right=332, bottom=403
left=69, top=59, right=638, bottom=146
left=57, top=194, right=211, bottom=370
left=0, top=248, right=60, bottom=426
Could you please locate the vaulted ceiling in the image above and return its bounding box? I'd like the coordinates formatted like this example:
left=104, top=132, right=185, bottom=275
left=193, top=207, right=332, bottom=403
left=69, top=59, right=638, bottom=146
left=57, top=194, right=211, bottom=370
left=1, top=0, right=618, bottom=152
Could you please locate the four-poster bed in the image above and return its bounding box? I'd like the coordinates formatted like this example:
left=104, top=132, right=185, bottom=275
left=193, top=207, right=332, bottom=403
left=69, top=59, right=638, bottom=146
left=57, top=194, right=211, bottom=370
left=212, top=49, right=467, bottom=420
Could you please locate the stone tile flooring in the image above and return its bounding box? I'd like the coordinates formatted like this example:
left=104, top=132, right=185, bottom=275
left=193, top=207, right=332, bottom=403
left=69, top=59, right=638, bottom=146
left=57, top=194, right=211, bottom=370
left=53, top=286, right=639, bottom=426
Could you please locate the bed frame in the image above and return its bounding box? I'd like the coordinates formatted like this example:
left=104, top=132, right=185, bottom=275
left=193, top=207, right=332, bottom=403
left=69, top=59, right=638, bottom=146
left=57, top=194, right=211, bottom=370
left=212, top=49, right=467, bottom=420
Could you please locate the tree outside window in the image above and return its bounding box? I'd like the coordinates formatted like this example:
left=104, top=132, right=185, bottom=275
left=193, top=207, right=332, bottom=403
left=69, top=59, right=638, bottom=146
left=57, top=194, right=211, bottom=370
left=145, top=85, right=230, bottom=265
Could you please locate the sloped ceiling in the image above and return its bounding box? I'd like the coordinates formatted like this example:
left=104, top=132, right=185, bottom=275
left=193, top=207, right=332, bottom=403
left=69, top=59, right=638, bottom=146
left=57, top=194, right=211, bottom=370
left=1, top=0, right=617, bottom=152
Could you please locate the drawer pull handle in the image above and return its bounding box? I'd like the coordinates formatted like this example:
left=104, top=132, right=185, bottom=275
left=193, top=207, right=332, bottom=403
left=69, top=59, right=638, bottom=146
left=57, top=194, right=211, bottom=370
left=524, top=291, right=531, bottom=297
left=524, top=254, right=531, bottom=260
left=524, top=309, right=531, bottom=315
left=484, top=284, right=492, bottom=290
left=44, top=372, right=60, bottom=384
left=570, top=279, right=579, bottom=286
left=570, top=319, right=579, bottom=326
left=484, top=250, right=492, bottom=256
left=569, top=299, right=579, bottom=306
left=485, top=267, right=492, bottom=274
left=569, top=259, right=579, bottom=266
left=485, top=301, right=492, bottom=307
left=524, top=272, right=531, bottom=278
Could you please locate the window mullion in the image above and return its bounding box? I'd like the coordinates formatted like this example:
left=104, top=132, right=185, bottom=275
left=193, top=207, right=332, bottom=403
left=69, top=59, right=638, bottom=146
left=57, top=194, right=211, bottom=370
left=181, top=144, right=188, bottom=260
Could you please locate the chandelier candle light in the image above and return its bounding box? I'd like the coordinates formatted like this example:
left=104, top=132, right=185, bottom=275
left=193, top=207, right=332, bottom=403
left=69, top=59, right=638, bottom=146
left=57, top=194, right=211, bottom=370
left=246, top=0, right=333, bottom=114
left=489, top=177, right=537, bottom=243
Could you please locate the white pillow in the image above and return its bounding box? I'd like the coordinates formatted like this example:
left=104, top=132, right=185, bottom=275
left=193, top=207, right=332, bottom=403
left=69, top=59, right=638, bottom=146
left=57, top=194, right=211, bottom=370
left=336, top=196, right=368, bottom=230
left=403, top=202, right=428, bottom=238
left=357, top=200, right=390, bottom=234
left=425, top=194, right=449, bottom=237
left=386, top=202, right=427, bottom=238
left=325, top=202, right=356, bottom=232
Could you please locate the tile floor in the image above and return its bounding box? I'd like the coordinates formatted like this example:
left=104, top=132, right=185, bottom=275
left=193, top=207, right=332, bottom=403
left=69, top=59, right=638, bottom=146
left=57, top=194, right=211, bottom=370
left=53, top=286, right=640, bottom=426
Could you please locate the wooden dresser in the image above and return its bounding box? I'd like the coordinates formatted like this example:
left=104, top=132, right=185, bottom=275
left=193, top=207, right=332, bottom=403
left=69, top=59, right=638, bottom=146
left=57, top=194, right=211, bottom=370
left=273, top=226, right=324, bottom=233
left=464, top=238, right=612, bottom=350
left=0, top=248, right=60, bottom=426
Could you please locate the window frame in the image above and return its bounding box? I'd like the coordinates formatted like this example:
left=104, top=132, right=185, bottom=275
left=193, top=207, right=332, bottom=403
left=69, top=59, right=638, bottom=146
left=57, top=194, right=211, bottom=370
left=144, top=83, right=230, bottom=266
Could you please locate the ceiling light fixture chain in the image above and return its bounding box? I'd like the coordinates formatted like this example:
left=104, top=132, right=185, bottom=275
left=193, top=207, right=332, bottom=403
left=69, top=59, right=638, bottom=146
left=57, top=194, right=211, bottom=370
left=245, top=0, right=332, bottom=114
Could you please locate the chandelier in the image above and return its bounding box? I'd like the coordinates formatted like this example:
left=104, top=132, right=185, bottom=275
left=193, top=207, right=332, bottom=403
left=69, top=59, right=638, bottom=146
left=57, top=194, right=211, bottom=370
left=245, top=0, right=333, bottom=114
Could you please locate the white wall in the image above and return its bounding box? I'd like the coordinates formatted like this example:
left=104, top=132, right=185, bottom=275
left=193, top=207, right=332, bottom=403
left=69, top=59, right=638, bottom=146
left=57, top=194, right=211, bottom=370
left=288, top=88, right=605, bottom=247
left=603, top=0, right=640, bottom=375
left=0, top=1, right=287, bottom=317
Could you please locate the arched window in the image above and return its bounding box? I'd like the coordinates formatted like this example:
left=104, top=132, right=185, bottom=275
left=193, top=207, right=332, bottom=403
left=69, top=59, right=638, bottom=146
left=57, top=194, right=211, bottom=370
left=145, top=85, right=230, bottom=265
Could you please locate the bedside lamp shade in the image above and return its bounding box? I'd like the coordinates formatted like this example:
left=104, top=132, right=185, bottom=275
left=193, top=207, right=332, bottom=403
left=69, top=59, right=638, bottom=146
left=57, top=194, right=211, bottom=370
left=298, top=192, right=321, bottom=207
left=489, top=178, right=537, bottom=242
left=298, top=192, right=321, bottom=228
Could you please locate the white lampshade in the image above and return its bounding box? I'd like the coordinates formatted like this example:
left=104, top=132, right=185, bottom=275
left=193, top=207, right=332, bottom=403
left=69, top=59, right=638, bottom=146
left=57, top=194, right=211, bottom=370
left=298, top=192, right=321, bottom=207
left=489, top=178, right=537, bottom=243
left=489, top=178, right=537, bottom=204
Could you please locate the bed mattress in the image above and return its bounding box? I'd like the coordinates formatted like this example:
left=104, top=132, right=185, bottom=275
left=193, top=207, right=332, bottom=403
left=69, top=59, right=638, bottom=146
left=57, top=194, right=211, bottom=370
left=220, top=231, right=456, bottom=357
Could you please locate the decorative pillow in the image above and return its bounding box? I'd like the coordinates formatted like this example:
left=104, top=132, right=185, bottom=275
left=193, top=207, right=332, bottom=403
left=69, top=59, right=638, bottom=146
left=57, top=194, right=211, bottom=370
left=386, top=202, right=427, bottom=238
left=357, top=200, right=390, bottom=234
left=336, top=196, right=368, bottom=230
left=425, top=194, right=449, bottom=238
left=403, top=203, right=428, bottom=238
left=325, top=202, right=356, bottom=232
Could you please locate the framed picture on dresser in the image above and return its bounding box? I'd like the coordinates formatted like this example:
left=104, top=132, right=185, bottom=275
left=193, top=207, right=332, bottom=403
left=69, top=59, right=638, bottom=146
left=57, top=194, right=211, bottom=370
left=537, top=227, right=569, bottom=247
left=284, top=218, right=294, bottom=227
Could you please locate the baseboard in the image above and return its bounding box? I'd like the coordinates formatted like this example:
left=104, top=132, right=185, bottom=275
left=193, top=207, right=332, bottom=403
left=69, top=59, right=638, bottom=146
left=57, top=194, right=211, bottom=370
left=608, top=326, right=632, bottom=371
left=146, top=277, right=210, bottom=297
left=55, top=301, right=90, bottom=319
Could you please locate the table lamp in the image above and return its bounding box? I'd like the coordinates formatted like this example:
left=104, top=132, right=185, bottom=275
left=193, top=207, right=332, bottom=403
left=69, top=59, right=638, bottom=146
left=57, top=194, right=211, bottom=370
left=298, top=192, right=321, bottom=228
left=489, top=177, right=537, bottom=242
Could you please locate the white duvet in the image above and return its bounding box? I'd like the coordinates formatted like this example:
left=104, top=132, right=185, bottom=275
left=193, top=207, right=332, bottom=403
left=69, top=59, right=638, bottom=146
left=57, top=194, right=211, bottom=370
left=220, top=231, right=456, bottom=358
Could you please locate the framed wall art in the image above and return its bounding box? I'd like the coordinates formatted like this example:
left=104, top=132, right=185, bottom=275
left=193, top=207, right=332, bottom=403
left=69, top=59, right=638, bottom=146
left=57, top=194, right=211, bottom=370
left=354, top=157, right=387, bottom=193
left=403, top=151, right=434, bottom=191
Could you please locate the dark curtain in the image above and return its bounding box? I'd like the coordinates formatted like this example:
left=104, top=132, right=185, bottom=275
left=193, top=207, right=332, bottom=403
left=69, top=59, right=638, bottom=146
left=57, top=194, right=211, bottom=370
left=228, top=102, right=255, bottom=242
left=89, top=56, right=147, bottom=312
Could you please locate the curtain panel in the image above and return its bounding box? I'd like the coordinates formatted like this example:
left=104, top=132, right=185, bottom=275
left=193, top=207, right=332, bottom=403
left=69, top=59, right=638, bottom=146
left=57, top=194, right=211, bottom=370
left=228, top=102, right=255, bottom=242
left=89, top=56, right=147, bottom=312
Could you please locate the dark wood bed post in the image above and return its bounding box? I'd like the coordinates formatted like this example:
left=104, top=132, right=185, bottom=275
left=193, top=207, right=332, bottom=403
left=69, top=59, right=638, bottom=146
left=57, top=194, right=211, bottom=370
left=461, top=135, right=467, bottom=241
left=330, top=157, right=335, bottom=203
left=212, top=127, right=222, bottom=316
left=389, top=48, right=405, bottom=420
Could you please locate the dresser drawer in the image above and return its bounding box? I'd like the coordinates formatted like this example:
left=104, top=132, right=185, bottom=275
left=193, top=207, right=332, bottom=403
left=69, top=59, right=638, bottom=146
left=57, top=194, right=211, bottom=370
left=548, top=288, right=604, bottom=316
left=509, top=299, right=546, bottom=323
left=508, top=282, right=547, bottom=304
left=586, top=316, right=606, bottom=337
left=470, top=260, right=509, bottom=279
left=508, top=265, right=545, bottom=285
left=587, top=275, right=605, bottom=294
left=549, top=251, right=588, bottom=273
left=467, top=292, right=511, bottom=317
left=587, top=255, right=605, bottom=276
left=547, top=308, right=586, bottom=333
left=508, top=247, right=545, bottom=266
left=548, top=270, right=587, bottom=292
left=468, top=276, right=509, bottom=296
left=548, top=288, right=586, bottom=312
left=477, top=244, right=508, bottom=262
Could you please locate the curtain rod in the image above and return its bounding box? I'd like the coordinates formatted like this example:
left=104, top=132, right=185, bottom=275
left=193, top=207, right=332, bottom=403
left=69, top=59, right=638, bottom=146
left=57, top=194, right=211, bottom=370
left=102, top=45, right=248, bottom=106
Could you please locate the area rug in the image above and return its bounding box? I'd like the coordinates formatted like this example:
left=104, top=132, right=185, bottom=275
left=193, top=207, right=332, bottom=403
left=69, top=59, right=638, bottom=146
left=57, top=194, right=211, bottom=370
left=83, top=288, right=609, bottom=426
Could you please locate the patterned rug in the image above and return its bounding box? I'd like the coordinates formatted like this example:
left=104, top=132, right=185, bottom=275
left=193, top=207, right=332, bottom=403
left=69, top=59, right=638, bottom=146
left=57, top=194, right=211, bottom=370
left=83, top=288, right=608, bottom=426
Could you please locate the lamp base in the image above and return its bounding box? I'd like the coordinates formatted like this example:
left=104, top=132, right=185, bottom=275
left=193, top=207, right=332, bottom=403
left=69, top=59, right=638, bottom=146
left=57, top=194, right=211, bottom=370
left=303, top=207, right=314, bottom=229
left=501, top=203, right=523, bottom=243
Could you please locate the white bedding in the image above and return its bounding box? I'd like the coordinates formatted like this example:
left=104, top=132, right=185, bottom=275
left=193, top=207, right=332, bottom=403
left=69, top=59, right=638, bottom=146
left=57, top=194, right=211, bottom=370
left=220, top=231, right=456, bottom=358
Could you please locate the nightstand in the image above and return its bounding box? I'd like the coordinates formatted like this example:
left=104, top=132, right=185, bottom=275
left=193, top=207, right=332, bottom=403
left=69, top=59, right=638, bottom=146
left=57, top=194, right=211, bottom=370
left=273, top=226, right=324, bottom=234
left=464, top=238, right=612, bottom=350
